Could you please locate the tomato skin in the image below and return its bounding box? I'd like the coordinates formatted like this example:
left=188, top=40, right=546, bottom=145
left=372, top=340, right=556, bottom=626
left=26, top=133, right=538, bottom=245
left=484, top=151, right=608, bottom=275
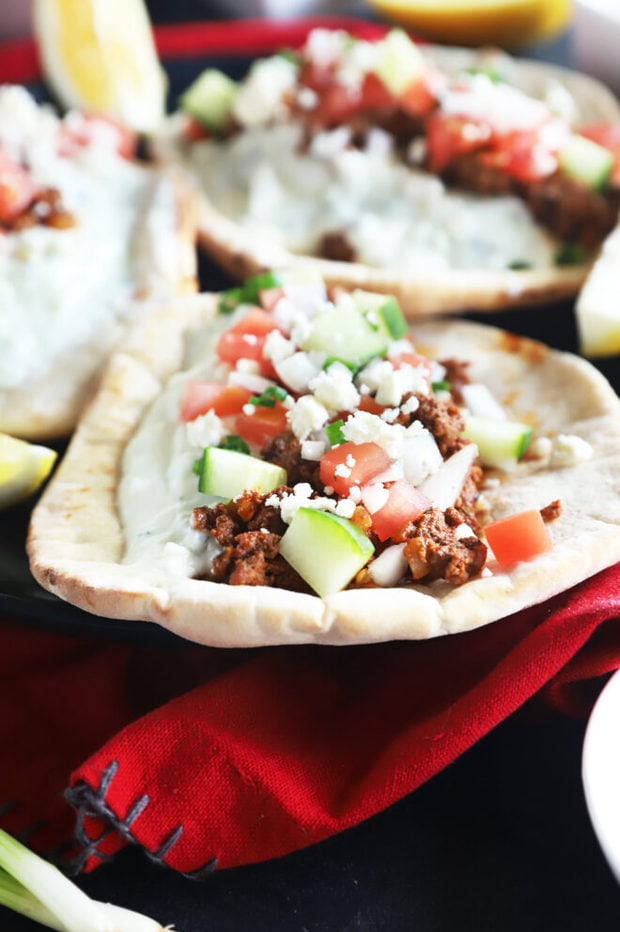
left=481, top=129, right=558, bottom=183
left=399, top=77, right=436, bottom=117
left=484, top=509, right=552, bottom=567
left=579, top=122, right=620, bottom=184
left=234, top=402, right=288, bottom=449
left=216, top=308, right=280, bottom=375
left=179, top=381, right=253, bottom=422
left=370, top=480, right=431, bottom=542
left=59, top=113, right=137, bottom=159
left=300, top=64, right=394, bottom=127
left=426, top=113, right=493, bottom=173
left=183, top=116, right=210, bottom=142
left=320, top=441, right=391, bottom=496
left=0, top=149, right=35, bottom=223
left=357, top=394, right=385, bottom=416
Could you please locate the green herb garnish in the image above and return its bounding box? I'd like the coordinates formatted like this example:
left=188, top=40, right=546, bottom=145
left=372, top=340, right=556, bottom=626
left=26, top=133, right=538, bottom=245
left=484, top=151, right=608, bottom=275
left=555, top=241, right=587, bottom=266
left=219, top=434, right=251, bottom=454
left=249, top=385, right=288, bottom=408
left=508, top=259, right=532, bottom=271
left=325, top=419, right=346, bottom=446
left=432, top=380, right=451, bottom=394
left=218, top=271, right=283, bottom=315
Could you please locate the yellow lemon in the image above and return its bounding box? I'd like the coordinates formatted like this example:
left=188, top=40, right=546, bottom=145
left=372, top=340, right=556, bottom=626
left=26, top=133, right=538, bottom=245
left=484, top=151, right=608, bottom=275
left=0, top=433, right=58, bottom=510
left=32, top=0, right=166, bottom=132
left=575, top=227, right=620, bottom=358
left=367, top=0, right=572, bottom=49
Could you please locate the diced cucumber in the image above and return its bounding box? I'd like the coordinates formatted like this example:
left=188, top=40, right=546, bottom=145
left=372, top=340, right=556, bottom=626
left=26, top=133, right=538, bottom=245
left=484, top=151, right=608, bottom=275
left=463, top=415, right=532, bottom=469
left=350, top=289, right=408, bottom=340
left=374, top=29, right=425, bottom=95
left=197, top=447, right=286, bottom=499
left=559, top=134, right=614, bottom=192
left=279, top=508, right=374, bottom=597
left=301, top=302, right=388, bottom=368
left=180, top=69, right=238, bottom=133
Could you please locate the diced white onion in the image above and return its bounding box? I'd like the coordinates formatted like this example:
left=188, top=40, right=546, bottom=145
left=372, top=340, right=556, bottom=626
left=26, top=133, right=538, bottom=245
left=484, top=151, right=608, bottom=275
left=418, top=443, right=479, bottom=510
left=368, top=543, right=408, bottom=587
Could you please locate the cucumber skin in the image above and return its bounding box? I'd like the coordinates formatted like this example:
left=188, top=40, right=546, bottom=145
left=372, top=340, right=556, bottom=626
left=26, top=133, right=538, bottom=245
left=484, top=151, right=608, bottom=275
left=559, top=135, right=614, bottom=193
left=279, top=508, right=374, bottom=598
left=198, top=447, right=286, bottom=499
left=463, top=416, right=532, bottom=468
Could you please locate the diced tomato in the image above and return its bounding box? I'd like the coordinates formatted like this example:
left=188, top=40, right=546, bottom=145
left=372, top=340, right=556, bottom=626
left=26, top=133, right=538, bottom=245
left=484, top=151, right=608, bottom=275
left=320, top=441, right=391, bottom=496
left=579, top=122, right=620, bottom=185
left=216, top=308, right=280, bottom=376
left=370, top=480, right=431, bottom=542
left=300, top=64, right=394, bottom=127
left=399, top=77, right=436, bottom=117
left=59, top=113, right=137, bottom=159
left=0, top=149, right=35, bottom=223
left=183, top=116, right=210, bottom=142
left=359, top=72, right=394, bottom=110
left=259, top=287, right=285, bottom=312
left=484, top=509, right=552, bottom=568
left=358, top=394, right=385, bottom=416
left=234, top=402, right=288, bottom=448
left=481, top=129, right=558, bottom=183
left=426, top=112, right=493, bottom=173
left=389, top=351, right=433, bottom=375
left=179, top=381, right=253, bottom=422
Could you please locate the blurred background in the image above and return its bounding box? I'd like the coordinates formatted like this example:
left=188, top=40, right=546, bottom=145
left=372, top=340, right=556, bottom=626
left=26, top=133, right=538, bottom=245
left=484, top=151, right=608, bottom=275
left=0, top=2, right=618, bottom=100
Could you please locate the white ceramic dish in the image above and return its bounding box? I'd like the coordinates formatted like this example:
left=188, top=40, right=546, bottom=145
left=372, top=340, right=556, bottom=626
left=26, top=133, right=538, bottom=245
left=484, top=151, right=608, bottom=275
left=582, top=668, right=620, bottom=883
left=573, top=0, right=620, bottom=96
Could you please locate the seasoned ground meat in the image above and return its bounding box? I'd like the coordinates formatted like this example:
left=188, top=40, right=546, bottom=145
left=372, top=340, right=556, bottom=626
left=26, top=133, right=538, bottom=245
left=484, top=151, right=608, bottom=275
left=439, top=357, right=472, bottom=405
left=191, top=488, right=309, bottom=590
left=540, top=499, right=562, bottom=522
left=454, top=462, right=484, bottom=529
left=402, top=506, right=487, bottom=586
left=3, top=186, right=75, bottom=233
left=403, top=392, right=467, bottom=458
left=443, top=153, right=620, bottom=249
left=316, top=230, right=357, bottom=263
left=262, top=430, right=321, bottom=488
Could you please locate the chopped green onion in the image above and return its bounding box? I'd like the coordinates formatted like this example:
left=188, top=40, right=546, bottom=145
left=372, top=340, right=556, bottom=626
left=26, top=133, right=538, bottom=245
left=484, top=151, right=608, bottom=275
left=432, top=380, right=451, bottom=393
left=555, top=241, right=587, bottom=266
left=218, top=271, right=283, bottom=314
left=249, top=385, right=288, bottom=408
left=508, top=259, right=532, bottom=270
left=464, top=65, right=504, bottom=83
left=277, top=47, right=301, bottom=65
left=0, top=828, right=170, bottom=931
left=326, top=419, right=346, bottom=446
left=219, top=434, right=251, bottom=454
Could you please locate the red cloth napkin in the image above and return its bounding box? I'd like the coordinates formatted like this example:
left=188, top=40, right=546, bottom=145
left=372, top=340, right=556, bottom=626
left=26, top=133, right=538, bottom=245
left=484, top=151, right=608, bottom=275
left=1, top=564, right=619, bottom=877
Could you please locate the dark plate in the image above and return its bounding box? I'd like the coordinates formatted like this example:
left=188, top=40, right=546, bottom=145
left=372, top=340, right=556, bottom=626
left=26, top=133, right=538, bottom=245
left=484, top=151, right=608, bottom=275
left=2, top=46, right=620, bottom=643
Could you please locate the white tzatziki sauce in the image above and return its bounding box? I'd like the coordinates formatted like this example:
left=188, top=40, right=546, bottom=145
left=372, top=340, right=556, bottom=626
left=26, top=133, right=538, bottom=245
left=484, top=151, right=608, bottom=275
left=118, top=313, right=232, bottom=578
left=185, top=122, right=556, bottom=272
left=0, top=86, right=178, bottom=392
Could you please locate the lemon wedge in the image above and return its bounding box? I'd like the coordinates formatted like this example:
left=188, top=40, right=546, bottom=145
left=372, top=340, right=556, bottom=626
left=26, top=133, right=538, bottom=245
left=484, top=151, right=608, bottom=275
left=0, top=433, right=58, bottom=510
left=32, top=0, right=166, bottom=132
left=367, top=0, right=571, bottom=49
left=575, top=226, right=620, bottom=358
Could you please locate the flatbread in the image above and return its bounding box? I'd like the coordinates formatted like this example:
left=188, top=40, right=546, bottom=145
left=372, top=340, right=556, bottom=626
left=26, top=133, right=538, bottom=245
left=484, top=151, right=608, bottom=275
left=0, top=89, right=198, bottom=441
left=151, top=42, right=620, bottom=317
left=27, top=291, right=620, bottom=647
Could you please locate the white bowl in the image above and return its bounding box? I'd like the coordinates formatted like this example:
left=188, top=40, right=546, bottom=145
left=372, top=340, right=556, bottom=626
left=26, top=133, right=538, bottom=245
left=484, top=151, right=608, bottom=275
left=573, top=0, right=620, bottom=96
left=582, top=668, right=620, bottom=884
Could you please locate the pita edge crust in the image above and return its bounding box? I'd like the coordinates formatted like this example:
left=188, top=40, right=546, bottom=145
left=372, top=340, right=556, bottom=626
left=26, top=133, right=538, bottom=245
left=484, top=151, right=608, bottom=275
left=150, top=44, right=620, bottom=318
left=26, top=292, right=620, bottom=648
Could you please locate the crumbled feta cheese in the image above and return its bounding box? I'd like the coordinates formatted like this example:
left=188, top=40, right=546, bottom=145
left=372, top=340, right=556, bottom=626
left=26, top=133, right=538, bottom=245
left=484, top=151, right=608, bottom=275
left=309, top=362, right=360, bottom=413
left=276, top=351, right=323, bottom=393
left=401, top=422, right=443, bottom=486
left=297, top=86, right=319, bottom=110
left=342, top=410, right=406, bottom=458
left=242, top=403, right=256, bottom=416
left=356, top=358, right=393, bottom=394
left=309, top=127, right=352, bottom=159
left=335, top=499, right=356, bottom=519
left=401, top=395, right=420, bottom=416
left=301, top=439, right=326, bottom=461
left=334, top=462, right=352, bottom=479
left=454, top=523, right=477, bottom=540
left=232, top=57, right=297, bottom=128
left=268, top=481, right=356, bottom=524
left=262, top=329, right=295, bottom=363
left=550, top=433, right=593, bottom=468
left=185, top=410, right=224, bottom=449
left=288, top=394, right=329, bottom=439
left=528, top=436, right=552, bottom=461
left=381, top=407, right=400, bottom=423
left=348, top=486, right=362, bottom=504
left=234, top=358, right=261, bottom=374
left=376, top=363, right=424, bottom=406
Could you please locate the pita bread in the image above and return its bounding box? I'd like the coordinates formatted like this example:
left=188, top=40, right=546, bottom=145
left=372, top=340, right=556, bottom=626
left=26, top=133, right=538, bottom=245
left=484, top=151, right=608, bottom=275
left=0, top=88, right=198, bottom=441
left=151, top=41, right=620, bottom=317
left=27, top=290, right=620, bottom=647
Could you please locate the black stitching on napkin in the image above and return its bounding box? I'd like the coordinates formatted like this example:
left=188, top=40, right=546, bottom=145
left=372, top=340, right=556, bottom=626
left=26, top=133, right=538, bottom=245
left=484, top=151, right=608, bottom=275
left=64, top=761, right=219, bottom=877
